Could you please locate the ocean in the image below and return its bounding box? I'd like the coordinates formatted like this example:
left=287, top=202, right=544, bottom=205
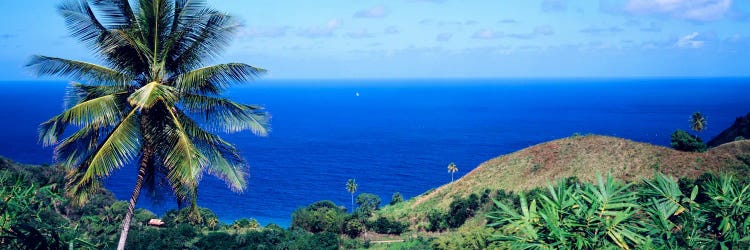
left=0, top=78, right=748, bottom=227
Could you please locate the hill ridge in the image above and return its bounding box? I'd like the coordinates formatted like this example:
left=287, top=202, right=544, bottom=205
left=381, top=135, right=750, bottom=224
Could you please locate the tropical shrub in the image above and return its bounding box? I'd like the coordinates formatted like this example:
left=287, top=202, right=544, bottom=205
left=194, top=232, right=236, bottom=249
left=489, top=174, right=645, bottom=249
left=343, top=217, right=366, bottom=238
left=671, top=129, right=707, bottom=152
left=431, top=227, right=497, bottom=250
left=231, top=218, right=260, bottom=230
left=426, top=209, right=449, bottom=232
left=368, top=216, right=408, bottom=235
left=127, top=224, right=198, bottom=250
left=488, top=173, right=750, bottom=249
left=699, top=175, right=750, bottom=249
left=163, top=206, right=220, bottom=230
left=391, top=192, right=404, bottom=205
left=447, top=194, right=480, bottom=228
left=0, top=173, right=62, bottom=231
left=423, top=193, right=487, bottom=232
left=356, top=193, right=382, bottom=216
left=291, top=200, right=347, bottom=233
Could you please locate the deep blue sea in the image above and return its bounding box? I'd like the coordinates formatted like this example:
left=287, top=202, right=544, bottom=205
left=1, top=78, right=748, bottom=227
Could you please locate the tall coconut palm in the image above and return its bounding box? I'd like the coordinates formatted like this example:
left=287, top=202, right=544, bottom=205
left=27, top=1, right=269, bottom=249
left=346, top=179, right=358, bottom=212
left=447, top=162, right=458, bottom=183
left=690, top=112, right=707, bottom=133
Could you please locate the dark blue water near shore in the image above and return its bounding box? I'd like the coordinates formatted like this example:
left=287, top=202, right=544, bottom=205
left=1, top=78, right=748, bottom=227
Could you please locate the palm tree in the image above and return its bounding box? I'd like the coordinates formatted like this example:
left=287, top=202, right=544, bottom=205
left=690, top=112, right=707, bottom=133
left=447, top=162, right=458, bottom=183
left=346, top=179, right=358, bottom=212
left=27, top=1, right=269, bottom=249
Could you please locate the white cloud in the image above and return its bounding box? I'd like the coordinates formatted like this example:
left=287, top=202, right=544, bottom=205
left=624, top=0, right=732, bottom=21
left=676, top=32, right=705, bottom=48
left=354, top=5, right=390, bottom=18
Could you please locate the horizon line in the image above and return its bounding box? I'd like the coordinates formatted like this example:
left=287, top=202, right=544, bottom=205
left=2, top=75, right=750, bottom=83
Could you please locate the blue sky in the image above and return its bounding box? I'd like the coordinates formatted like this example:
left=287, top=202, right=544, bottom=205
left=1, top=0, right=749, bottom=79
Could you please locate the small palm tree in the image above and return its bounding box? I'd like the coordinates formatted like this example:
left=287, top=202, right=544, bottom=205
left=447, top=162, right=458, bottom=183
left=690, top=112, right=707, bottom=133
left=346, top=179, right=358, bottom=212
left=28, top=1, right=269, bottom=249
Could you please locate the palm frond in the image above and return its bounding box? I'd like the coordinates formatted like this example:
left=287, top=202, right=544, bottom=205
left=91, top=0, right=136, bottom=28
left=67, top=109, right=141, bottom=205
left=181, top=94, right=269, bottom=136
left=39, top=92, right=126, bottom=146
left=61, top=93, right=126, bottom=126
left=58, top=0, right=107, bottom=46
left=79, top=109, right=141, bottom=181
left=64, top=82, right=131, bottom=108
left=109, top=28, right=151, bottom=57
left=168, top=12, right=241, bottom=73
left=176, top=110, right=246, bottom=191
left=64, top=163, right=104, bottom=206
left=173, top=63, right=266, bottom=94
left=170, top=0, right=208, bottom=34
left=160, top=105, right=207, bottom=190
left=58, top=0, right=148, bottom=76
left=128, top=82, right=178, bottom=110
left=27, top=56, right=129, bottom=85
left=133, top=0, right=173, bottom=63
left=39, top=115, right=67, bottom=146
left=55, top=122, right=105, bottom=168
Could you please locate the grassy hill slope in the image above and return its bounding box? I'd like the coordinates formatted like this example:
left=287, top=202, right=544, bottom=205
left=379, top=135, right=750, bottom=228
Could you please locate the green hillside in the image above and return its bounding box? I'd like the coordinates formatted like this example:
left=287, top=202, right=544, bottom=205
left=378, top=135, right=750, bottom=229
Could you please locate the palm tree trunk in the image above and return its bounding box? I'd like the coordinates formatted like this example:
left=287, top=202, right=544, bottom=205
left=117, top=149, right=153, bottom=250
left=351, top=193, right=354, bottom=213
left=188, top=189, right=203, bottom=224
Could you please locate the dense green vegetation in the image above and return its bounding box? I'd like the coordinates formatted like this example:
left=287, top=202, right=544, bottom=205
left=671, top=129, right=707, bottom=152
left=489, top=173, right=750, bottom=249
left=0, top=158, right=353, bottom=249
left=390, top=192, right=404, bottom=205
left=424, top=192, right=490, bottom=232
